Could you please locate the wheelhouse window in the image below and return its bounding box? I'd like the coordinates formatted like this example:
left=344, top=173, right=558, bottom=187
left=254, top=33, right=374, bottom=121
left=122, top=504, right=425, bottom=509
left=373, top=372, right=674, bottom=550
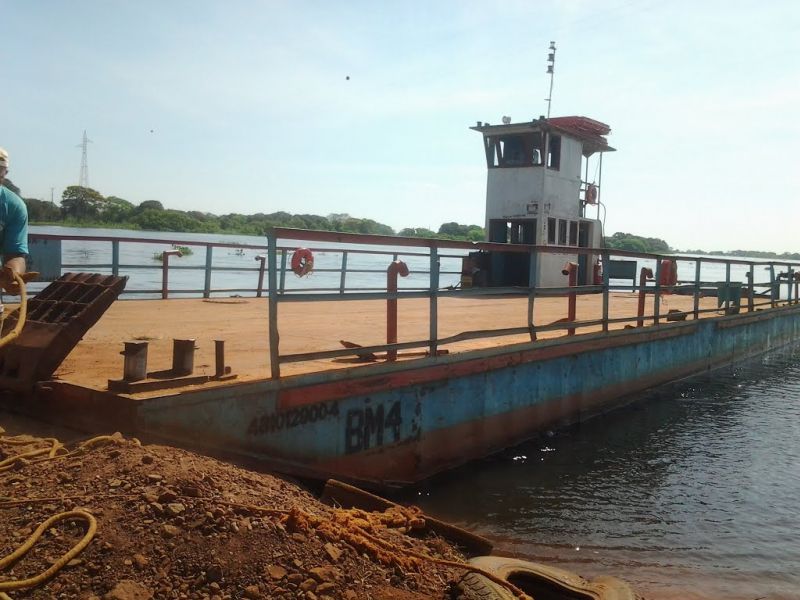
left=485, top=132, right=544, bottom=168
left=547, top=218, right=556, bottom=244
left=547, top=134, right=561, bottom=170
left=569, top=221, right=578, bottom=246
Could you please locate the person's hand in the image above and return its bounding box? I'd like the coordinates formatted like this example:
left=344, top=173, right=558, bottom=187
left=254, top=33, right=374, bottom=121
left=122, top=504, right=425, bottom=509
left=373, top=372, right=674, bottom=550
left=0, top=268, right=38, bottom=295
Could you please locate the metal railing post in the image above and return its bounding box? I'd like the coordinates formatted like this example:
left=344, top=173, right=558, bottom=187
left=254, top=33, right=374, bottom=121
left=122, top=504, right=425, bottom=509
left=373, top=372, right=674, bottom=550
left=527, top=248, right=537, bottom=341
left=693, top=259, right=701, bottom=319
left=339, top=251, right=349, bottom=294
left=770, top=264, right=776, bottom=308
left=111, top=240, right=120, bottom=276
left=724, top=262, right=731, bottom=313
left=279, top=250, right=288, bottom=294
left=161, top=250, right=182, bottom=299
left=653, top=259, right=662, bottom=325
left=562, top=262, right=578, bottom=336
left=255, top=255, right=266, bottom=297
left=267, top=234, right=280, bottom=379
left=601, top=250, right=610, bottom=333
left=386, top=261, right=410, bottom=361
left=429, top=245, right=439, bottom=357
left=203, top=245, right=213, bottom=298
left=637, top=267, right=654, bottom=327
left=747, top=265, right=754, bottom=312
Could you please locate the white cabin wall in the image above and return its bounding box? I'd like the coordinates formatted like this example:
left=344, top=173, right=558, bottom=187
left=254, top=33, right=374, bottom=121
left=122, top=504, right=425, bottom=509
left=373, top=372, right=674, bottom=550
left=542, top=136, right=582, bottom=221
left=484, top=168, right=545, bottom=227
left=537, top=252, right=578, bottom=287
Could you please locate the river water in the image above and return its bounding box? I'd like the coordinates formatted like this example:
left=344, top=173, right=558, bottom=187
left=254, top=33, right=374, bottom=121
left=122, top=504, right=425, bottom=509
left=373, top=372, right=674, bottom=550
left=403, top=344, right=800, bottom=600
left=27, top=225, right=800, bottom=599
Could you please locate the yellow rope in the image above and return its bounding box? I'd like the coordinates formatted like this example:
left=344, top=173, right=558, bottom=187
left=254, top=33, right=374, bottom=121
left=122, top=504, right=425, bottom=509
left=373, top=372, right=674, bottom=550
left=0, top=510, right=97, bottom=599
left=0, top=272, right=27, bottom=350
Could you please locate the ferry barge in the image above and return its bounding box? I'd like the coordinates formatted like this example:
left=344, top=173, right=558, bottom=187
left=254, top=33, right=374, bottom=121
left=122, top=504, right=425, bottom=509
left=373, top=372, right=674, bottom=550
left=2, top=115, right=800, bottom=487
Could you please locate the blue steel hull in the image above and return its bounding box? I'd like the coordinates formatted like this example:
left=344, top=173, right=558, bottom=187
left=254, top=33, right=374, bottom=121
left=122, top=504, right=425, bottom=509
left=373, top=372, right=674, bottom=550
left=130, top=304, right=800, bottom=486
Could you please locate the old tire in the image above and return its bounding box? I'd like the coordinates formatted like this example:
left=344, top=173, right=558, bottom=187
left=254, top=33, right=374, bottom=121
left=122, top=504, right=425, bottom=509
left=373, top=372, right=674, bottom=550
left=458, top=555, right=637, bottom=600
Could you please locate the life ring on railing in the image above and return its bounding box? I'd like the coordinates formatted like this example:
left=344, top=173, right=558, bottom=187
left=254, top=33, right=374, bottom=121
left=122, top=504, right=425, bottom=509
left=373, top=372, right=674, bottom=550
left=291, top=248, right=314, bottom=277
left=585, top=184, right=598, bottom=204
left=659, top=259, right=678, bottom=290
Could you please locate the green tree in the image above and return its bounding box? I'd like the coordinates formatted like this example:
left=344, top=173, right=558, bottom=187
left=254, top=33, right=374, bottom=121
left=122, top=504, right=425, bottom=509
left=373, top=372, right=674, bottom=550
left=23, top=198, right=61, bottom=221
left=102, top=196, right=135, bottom=222
left=604, top=232, right=671, bottom=253
left=138, top=199, right=164, bottom=212
left=398, top=227, right=437, bottom=238
left=61, top=186, right=105, bottom=219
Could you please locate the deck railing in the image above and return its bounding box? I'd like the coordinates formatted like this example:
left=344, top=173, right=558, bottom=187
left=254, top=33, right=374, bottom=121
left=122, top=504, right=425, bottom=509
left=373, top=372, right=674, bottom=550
left=25, top=230, right=800, bottom=379
left=265, top=228, right=800, bottom=378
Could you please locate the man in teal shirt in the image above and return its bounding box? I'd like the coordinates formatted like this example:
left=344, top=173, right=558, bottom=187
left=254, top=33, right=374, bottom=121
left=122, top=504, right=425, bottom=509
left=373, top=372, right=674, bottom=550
left=0, top=147, right=29, bottom=295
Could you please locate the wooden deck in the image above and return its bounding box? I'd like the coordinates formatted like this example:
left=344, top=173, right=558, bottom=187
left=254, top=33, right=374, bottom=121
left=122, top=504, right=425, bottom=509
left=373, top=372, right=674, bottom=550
left=50, top=292, right=722, bottom=395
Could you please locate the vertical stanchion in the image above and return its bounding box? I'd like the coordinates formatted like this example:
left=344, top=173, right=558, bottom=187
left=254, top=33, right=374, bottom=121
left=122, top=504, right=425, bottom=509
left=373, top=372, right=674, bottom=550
left=601, top=250, right=610, bottom=332
left=267, top=234, right=280, bottom=379
left=654, top=259, right=662, bottom=325
left=769, top=264, right=776, bottom=308
left=693, top=259, right=701, bottom=319
left=724, top=262, right=731, bottom=313
left=203, top=245, right=213, bottom=298
left=255, top=255, right=266, bottom=297
left=527, top=248, right=537, bottom=341
left=339, top=251, right=348, bottom=294
left=748, top=264, right=755, bottom=312
left=429, top=245, right=439, bottom=357
left=161, top=250, right=181, bottom=300
left=279, top=250, right=288, bottom=294
left=111, top=240, right=120, bottom=277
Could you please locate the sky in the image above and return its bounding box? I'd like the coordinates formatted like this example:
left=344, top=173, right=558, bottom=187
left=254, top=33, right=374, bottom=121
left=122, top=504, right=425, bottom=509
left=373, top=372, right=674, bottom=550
left=3, top=0, right=800, bottom=252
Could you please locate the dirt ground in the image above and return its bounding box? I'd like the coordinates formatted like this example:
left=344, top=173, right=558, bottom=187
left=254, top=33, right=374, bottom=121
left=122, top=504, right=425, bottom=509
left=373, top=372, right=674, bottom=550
left=0, top=413, right=477, bottom=600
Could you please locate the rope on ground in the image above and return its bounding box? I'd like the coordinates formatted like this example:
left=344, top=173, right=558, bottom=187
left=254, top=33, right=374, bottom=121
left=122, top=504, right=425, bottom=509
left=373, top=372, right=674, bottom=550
left=0, top=432, right=134, bottom=473
left=0, top=432, right=117, bottom=597
left=0, top=510, right=97, bottom=599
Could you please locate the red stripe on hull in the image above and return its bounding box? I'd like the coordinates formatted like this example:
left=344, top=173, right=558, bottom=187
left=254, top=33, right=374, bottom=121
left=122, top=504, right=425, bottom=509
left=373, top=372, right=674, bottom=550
left=278, top=324, right=697, bottom=411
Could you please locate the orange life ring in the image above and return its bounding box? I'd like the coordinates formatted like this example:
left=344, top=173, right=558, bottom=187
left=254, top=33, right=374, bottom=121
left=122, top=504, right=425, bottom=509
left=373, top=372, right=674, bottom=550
left=585, top=184, right=598, bottom=204
left=291, top=248, right=314, bottom=277
left=658, top=259, right=678, bottom=290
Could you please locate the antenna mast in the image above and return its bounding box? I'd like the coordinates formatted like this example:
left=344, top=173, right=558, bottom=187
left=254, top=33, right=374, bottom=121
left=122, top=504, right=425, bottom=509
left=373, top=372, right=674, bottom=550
left=77, top=130, right=92, bottom=188
left=545, top=41, right=556, bottom=118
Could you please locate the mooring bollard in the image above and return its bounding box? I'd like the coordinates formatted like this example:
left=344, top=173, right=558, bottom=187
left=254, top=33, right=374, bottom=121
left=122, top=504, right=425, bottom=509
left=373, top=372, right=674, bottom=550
left=172, top=339, right=196, bottom=376
left=121, top=341, right=149, bottom=382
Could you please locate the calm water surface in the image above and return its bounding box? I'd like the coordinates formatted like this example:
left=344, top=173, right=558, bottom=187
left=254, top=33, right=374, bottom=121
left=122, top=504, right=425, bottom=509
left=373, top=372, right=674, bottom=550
left=404, top=345, right=800, bottom=600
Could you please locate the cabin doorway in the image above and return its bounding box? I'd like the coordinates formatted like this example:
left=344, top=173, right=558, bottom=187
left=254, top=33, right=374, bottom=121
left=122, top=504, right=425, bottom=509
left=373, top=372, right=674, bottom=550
left=488, top=218, right=536, bottom=286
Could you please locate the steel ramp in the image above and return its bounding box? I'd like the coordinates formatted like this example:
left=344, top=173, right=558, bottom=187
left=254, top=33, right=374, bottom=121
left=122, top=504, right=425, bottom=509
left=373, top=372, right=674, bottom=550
left=0, top=273, right=127, bottom=391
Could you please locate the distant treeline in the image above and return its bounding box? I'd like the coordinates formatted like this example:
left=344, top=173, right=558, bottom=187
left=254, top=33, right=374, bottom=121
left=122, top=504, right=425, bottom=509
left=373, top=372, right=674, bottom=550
left=13, top=184, right=797, bottom=257
left=605, top=231, right=799, bottom=260
left=603, top=232, right=671, bottom=254
left=681, top=249, right=800, bottom=260
left=20, top=185, right=485, bottom=242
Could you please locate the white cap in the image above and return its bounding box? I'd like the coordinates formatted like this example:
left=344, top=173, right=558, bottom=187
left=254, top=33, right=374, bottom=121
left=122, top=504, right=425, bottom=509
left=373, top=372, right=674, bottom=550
left=0, top=147, right=7, bottom=168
